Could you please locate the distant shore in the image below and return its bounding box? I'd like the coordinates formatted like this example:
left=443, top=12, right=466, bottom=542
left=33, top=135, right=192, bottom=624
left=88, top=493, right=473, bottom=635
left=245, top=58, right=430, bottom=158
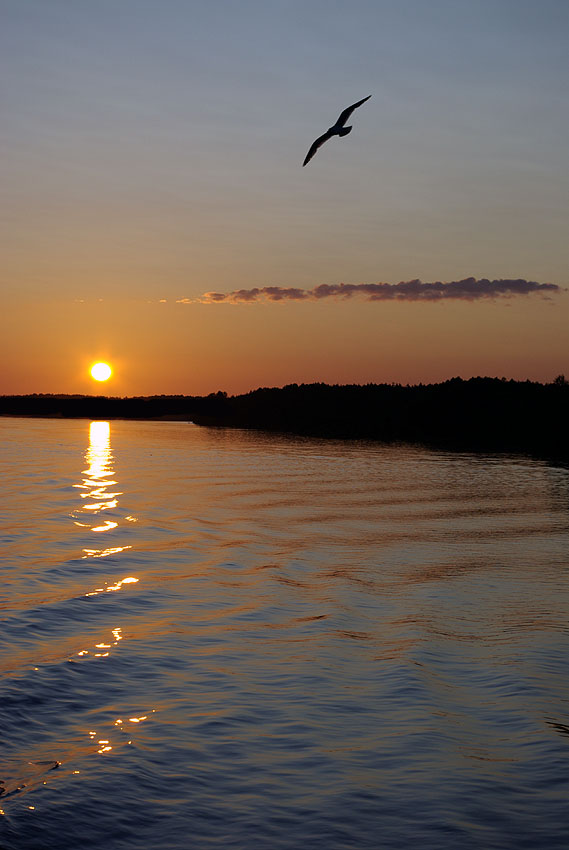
left=2, top=377, right=568, bottom=464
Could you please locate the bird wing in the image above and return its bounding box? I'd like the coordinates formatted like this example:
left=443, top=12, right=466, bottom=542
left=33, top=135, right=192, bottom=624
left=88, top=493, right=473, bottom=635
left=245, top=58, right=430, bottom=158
left=336, top=94, right=372, bottom=127
left=302, top=129, right=334, bottom=166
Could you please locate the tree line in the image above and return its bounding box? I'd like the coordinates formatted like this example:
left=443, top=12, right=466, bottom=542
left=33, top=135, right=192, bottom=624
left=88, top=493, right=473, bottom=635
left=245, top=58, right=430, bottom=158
left=1, top=376, right=567, bottom=463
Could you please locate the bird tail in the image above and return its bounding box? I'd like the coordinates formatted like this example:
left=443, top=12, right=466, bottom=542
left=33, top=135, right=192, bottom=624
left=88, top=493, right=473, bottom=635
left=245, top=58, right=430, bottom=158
left=339, top=126, right=352, bottom=137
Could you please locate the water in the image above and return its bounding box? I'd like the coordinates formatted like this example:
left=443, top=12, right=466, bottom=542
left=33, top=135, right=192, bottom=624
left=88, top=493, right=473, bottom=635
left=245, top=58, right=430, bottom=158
left=1, top=417, right=568, bottom=850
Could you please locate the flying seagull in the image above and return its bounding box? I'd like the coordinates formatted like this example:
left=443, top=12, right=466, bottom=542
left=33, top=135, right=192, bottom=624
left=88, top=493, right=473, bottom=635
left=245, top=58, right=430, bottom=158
left=302, top=95, right=371, bottom=166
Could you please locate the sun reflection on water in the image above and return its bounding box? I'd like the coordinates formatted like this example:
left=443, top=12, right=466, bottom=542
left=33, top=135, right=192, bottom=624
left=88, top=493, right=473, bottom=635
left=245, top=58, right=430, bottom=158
left=71, top=421, right=138, bottom=558
left=82, top=546, right=132, bottom=559
left=66, top=423, right=152, bottom=766
left=73, top=421, right=122, bottom=524
left=73, top=625, right=126, bottom=660
left=84, top=577, right=139, bottom=596
left=84, top=421, right=112, bottom=484
left=86, top=709, right=156, bottom=755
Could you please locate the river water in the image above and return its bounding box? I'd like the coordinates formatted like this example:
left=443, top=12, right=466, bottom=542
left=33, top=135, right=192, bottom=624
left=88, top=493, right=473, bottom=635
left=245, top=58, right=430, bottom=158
left=1, top=417, right=568, bottom=849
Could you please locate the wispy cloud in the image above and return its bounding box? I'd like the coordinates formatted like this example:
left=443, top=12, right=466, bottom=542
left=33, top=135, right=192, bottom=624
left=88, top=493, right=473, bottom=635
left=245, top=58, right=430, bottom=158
left=200, top=278, right=561, bottom=304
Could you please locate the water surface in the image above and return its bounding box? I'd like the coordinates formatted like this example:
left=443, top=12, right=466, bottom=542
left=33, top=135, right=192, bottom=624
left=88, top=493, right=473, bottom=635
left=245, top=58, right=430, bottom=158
left=1, top=418, right=568, bottom=849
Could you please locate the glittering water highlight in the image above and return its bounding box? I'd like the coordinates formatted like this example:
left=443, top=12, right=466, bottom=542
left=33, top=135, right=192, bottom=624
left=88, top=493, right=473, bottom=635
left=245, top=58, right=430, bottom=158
left=1, top=417, right=568, bottom=849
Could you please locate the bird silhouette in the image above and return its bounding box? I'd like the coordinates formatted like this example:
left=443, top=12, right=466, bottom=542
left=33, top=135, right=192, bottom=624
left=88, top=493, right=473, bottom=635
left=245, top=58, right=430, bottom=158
left=302, top=95, right=371, bottom=166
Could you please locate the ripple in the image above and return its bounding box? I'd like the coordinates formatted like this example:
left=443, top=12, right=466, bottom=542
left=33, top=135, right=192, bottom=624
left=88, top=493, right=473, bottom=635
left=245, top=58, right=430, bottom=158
left=0, top=418, right=568, bottom=849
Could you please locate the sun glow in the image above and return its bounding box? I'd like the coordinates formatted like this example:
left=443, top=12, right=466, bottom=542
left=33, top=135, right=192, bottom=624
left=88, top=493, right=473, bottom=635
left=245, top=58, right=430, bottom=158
left=90, top=362, right=112, bottom=382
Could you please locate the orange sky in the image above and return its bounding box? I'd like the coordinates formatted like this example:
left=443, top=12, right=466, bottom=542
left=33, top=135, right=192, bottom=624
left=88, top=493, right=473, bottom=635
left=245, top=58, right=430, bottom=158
left=2, top=2, right=568, bottom=396
left=3, top=291, right=567, bottom=396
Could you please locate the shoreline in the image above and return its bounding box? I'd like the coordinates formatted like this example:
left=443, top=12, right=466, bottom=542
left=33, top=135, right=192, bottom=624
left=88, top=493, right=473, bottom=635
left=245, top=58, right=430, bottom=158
left=2, top=377, right=568, bottom=466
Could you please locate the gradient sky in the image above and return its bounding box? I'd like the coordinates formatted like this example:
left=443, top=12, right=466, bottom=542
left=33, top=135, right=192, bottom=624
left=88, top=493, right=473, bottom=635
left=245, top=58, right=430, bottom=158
left=2, top=0, right=568, bottom=396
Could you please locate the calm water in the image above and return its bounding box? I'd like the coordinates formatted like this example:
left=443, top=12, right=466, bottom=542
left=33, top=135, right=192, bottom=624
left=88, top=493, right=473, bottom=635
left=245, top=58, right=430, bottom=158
left=1, top=418, right=568, bottom=850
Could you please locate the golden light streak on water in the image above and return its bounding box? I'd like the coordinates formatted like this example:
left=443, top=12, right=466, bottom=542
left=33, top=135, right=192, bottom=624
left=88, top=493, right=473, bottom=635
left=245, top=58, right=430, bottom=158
left=83, top=500, right=118, bottom=511
left=86, top=421, right=110, bottom=474
left=82, top=546, right=132, bottom=559
left=91, top=521, right=119, bottom=532
left=2, top=418, right=568, bottom=849
left=84, top=577, right=139, bottom=596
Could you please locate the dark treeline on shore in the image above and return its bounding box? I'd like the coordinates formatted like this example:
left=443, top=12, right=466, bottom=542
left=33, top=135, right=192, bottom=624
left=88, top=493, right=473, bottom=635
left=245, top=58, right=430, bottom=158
left=2, top=376, right=568, bottom=462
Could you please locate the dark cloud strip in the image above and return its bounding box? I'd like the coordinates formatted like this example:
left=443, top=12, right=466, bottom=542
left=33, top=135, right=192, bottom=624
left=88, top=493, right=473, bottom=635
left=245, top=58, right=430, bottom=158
left=202, top=278, right=560, bottom=304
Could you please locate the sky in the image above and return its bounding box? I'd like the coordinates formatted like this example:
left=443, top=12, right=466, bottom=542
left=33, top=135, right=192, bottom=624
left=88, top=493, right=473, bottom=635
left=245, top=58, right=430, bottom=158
left=1, top=0, right=568, bottom=396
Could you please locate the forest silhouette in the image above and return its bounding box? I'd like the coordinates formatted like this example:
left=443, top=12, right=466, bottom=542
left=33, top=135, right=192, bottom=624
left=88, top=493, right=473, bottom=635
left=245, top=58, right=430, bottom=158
left=2, top=377, right=567, bottom=463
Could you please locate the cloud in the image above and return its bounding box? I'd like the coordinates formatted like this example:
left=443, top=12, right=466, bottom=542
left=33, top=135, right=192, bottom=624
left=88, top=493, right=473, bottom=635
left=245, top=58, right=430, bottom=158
left=200, top=278, right=561, bottom=304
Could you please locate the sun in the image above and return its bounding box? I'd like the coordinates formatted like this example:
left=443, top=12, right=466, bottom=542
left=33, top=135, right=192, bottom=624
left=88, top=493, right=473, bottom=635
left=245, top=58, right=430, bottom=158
left=90, top=362, right=112, bottom=382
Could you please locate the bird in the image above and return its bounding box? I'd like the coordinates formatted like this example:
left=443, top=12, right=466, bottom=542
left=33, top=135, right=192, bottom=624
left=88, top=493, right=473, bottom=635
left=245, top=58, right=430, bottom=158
left=302, top=95, right=371, bottom=166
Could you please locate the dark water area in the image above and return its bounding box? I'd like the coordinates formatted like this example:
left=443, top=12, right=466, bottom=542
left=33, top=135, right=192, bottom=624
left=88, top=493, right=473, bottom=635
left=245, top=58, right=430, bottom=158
left=1, top=418, right=568, bottom=849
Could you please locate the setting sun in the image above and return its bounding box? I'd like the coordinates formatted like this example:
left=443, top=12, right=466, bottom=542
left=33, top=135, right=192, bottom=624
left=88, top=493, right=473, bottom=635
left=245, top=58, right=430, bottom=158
left=90, top=362, right=112, bottom=382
